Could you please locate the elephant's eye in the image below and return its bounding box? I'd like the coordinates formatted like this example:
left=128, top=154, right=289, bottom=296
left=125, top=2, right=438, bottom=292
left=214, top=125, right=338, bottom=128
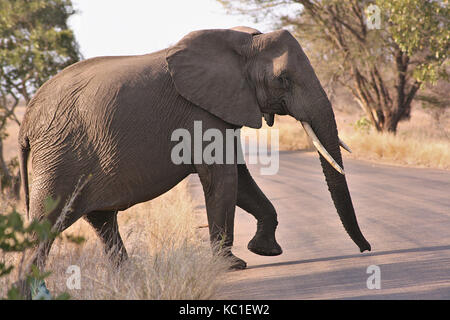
left=277, top=74, right=290, bottom=89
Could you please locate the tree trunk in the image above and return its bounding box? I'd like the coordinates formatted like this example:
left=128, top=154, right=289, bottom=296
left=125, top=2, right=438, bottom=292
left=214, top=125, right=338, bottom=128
left=0, top=139, right=11, bottom=191
left=354, top=97, right=383, bottom=132
left=0, top=138, right=20, bottom=198
left=385, top=112, right=400, bottom=133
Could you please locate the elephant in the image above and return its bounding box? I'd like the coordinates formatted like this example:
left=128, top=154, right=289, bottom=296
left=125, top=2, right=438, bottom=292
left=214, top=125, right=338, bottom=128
left=18, top=26, right=371, bottom=279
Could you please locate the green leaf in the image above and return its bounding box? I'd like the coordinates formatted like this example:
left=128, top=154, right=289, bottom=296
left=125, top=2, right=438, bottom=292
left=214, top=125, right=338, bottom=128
left=44, top=195, right=61, bottom=214
left=65, top=234, right=86, bottom=245
left=54, top=292, right=71, bottom=300
left=6, top=287, right=23, bottom=300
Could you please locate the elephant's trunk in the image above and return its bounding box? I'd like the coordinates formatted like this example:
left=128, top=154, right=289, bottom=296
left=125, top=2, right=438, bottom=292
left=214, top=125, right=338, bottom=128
left=296, top=97, right=371, bottom=252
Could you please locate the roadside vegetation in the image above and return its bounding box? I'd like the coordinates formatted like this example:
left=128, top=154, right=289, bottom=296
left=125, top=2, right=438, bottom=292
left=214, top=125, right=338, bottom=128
left=1, top=181, right=230, bottom=299
left=46, top=180, right=229, bottom=300
left=339, top=111, right=450, bottom=170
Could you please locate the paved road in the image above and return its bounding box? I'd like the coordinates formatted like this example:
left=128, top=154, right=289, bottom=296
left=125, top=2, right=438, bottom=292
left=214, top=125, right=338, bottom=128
left=189, top=151, right=450, bottom=299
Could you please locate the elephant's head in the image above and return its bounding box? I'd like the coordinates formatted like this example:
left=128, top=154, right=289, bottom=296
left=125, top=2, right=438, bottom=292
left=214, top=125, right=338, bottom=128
left=166, top=27, right=371, bottom=252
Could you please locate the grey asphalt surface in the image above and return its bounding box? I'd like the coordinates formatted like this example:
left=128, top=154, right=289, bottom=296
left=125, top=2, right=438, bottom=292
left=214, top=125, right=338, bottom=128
left=188, top=151, right=450, bottom=299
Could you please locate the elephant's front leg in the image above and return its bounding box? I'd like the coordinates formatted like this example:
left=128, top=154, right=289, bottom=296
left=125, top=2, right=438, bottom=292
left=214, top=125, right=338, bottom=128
left=237, top=164, right=282, bottom=256
left=195, top=163, right=246, bottom=269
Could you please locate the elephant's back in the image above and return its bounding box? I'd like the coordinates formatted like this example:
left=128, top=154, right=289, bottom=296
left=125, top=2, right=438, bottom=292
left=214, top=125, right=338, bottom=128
left=20, top=50, right=180, bottom=147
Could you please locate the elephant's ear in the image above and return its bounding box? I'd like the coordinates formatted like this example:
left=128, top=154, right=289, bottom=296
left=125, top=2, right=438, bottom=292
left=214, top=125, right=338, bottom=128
left=166, top=29, right=262, bottom=129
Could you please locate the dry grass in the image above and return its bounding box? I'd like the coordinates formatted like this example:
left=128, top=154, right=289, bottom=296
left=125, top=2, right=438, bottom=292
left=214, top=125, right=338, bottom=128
left=337, top=108, right=450, bottom=170
left=0, top=181, right=230, bottom=300
left=340, top=130, right=450, bottom=170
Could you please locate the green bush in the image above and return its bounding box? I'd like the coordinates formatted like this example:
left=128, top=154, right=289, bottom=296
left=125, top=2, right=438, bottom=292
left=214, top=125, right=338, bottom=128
left=353, top=117, right=373, bottom=134
left=0, top=198, right=84, bottom=299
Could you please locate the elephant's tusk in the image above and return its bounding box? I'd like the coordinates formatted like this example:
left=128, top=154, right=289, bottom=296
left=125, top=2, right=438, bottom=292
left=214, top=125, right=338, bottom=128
left=339, top=138, right=352, bottom=153
left=301, top=122, right=345, bottom=175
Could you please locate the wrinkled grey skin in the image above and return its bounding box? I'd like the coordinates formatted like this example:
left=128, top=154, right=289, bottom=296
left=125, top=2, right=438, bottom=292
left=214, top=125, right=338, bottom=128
left=18, top=27, right=370, bottom=279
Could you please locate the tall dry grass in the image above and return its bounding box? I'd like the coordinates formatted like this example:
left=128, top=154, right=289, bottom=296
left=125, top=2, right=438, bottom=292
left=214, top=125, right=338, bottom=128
left=1, top=180, right=230, bottom=299
left=337, top=109, right=450, bottom=170
left=340, top=130, right=450, bottom=170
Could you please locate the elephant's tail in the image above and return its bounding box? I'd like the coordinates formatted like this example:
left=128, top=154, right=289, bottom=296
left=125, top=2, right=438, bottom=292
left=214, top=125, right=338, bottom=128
left=19, top=137, right=30, bottom=220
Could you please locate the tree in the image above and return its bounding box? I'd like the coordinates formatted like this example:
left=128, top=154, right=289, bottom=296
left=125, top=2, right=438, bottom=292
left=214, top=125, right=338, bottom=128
left=416, top=78, right=450, bottom=139
left=0, top=0, right=81, bottom=195
left=218, top=0, right=449, bottom=133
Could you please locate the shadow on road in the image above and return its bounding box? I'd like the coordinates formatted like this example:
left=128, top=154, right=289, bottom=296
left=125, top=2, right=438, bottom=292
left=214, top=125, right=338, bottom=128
left=247, top=245, right=450, bottom=270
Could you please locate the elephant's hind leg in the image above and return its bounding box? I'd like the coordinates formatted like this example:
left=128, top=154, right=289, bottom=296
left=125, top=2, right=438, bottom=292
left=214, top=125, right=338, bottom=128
left=84, top=210, right=128, bottom=267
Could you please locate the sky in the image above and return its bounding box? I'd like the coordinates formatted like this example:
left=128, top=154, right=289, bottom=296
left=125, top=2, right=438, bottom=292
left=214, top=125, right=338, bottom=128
left=69, top=0, right=269, bottom=59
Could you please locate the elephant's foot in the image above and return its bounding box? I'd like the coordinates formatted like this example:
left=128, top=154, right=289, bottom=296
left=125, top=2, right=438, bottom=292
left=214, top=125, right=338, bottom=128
left=225, top=252, right=247, bottom=270
left=248, top=234, right=282, bottom=256
left=247, top=219, right=282, bottom=256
